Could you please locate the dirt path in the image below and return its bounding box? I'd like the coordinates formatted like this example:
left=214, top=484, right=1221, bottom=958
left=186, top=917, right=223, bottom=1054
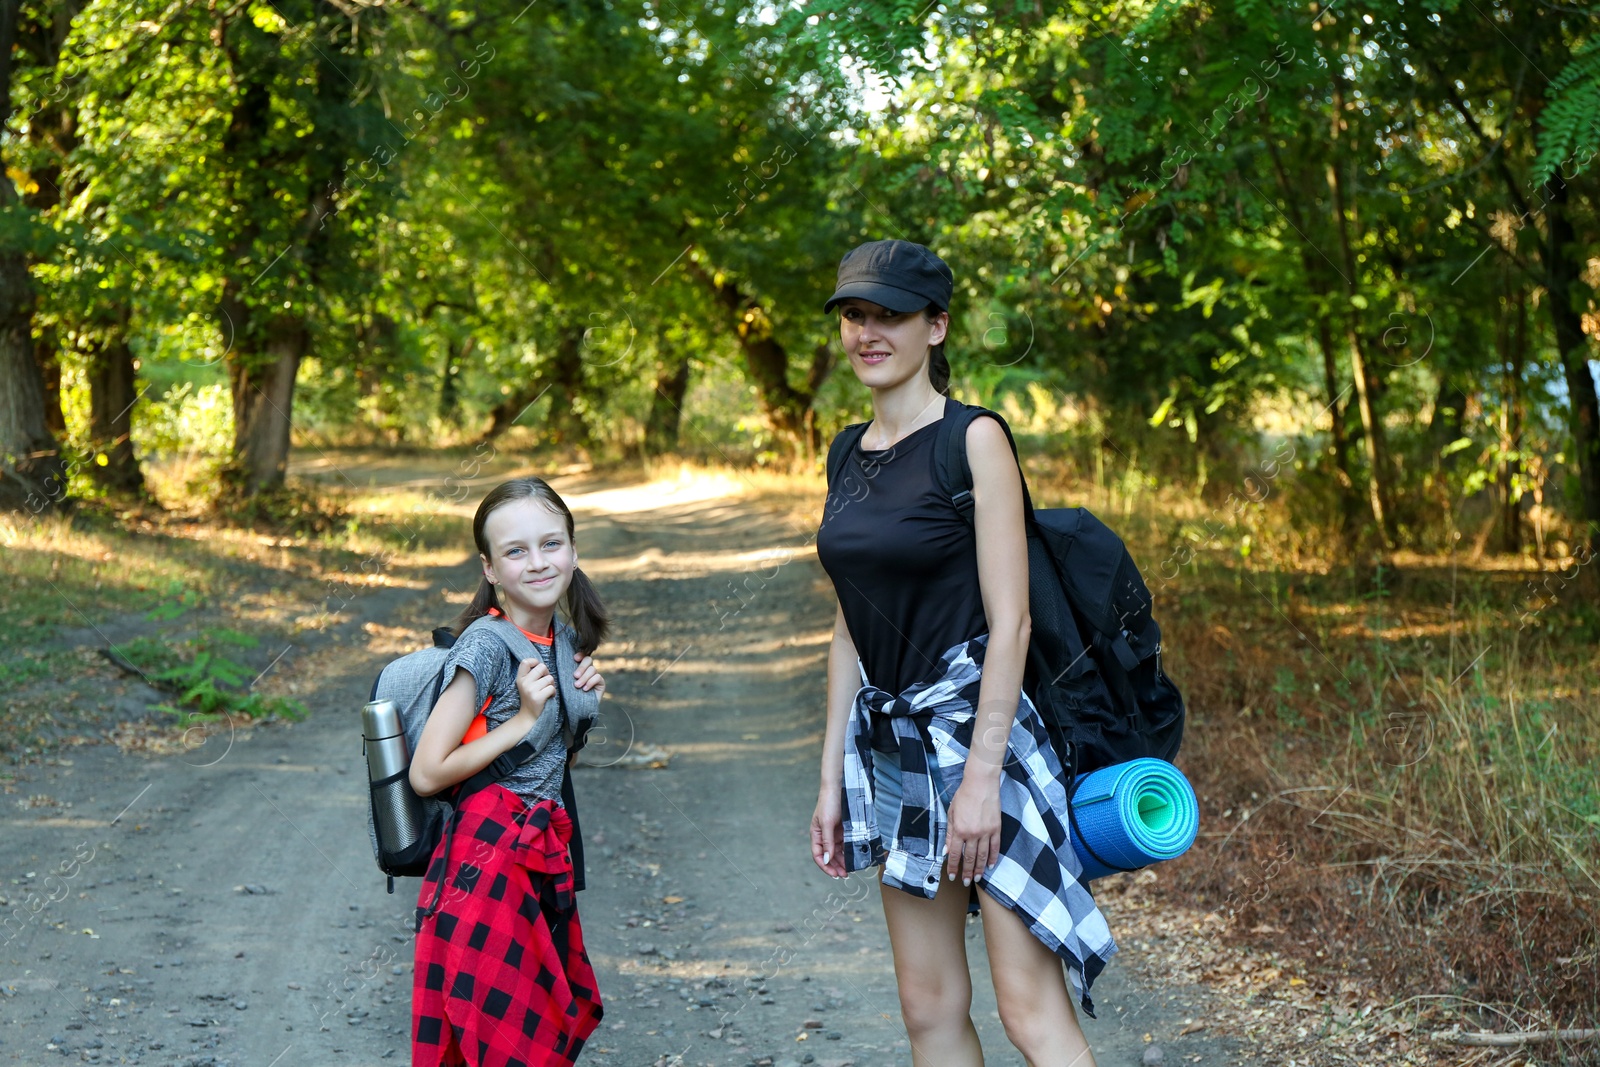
left=1, top=462, right=1243, bottom=1067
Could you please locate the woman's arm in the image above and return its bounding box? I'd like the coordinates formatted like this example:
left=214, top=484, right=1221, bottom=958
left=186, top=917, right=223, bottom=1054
left=946, top=414, right=1031, bottom=886
left=409, top=658, right=558, bottom=797
left=811, top=603, right=859, bottom=877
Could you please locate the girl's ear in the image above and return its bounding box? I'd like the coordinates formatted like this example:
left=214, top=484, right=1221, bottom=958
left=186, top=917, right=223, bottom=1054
left=480, top=552, right=495, bottom=583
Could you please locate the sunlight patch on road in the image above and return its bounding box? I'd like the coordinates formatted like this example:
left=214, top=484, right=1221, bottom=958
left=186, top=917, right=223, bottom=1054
left=580, top=544, right=815, bottom=580
left=563, top=470, right=751, bottom=515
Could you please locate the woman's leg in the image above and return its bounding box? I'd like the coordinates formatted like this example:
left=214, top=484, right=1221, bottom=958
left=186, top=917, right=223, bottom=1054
left=978, top=891, right=1098, bottom=1067
left=880, top=877, right=985, bottom=1067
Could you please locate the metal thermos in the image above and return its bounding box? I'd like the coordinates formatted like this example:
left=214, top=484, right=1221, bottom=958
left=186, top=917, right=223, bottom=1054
left=362, top=700, right=425, bottom=857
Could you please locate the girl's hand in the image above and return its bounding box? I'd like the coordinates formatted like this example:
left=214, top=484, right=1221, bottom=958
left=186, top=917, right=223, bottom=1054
left=945, top=775, right=1002, bottom=887
left=513, top=657, right=557, bottom=723
left=811, top=788, right=846, bottom=879
left=573, top=650, right=605, bottom=696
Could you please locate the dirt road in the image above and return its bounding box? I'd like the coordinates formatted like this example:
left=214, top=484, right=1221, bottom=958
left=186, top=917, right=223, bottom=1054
left=1, top=461, right=1240, bottom=1067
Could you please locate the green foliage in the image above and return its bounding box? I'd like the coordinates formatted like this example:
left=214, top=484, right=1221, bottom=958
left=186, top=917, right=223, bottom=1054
left=121, top=630, right=306, bottom=726
left=7, top=0, right=1597, bottom=547
left=144, top=580, right=205, bottom=622
left=1534, top=38, right=1600, bottom=185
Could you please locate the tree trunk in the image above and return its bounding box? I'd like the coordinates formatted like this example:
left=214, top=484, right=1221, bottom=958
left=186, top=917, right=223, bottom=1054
left=1327, top=68, right=1394, bottom=546
left=1499, top=290, right=1525, bottom=555
left=1429, top=376, right=1470, bottom=465
left=213, top=9, right=345, bottom=502
left=34, top=328, right=65, bottom=436
left=86, top=328, right=146, bottom=495
left=542, top=328, right=588, bottom=445
left=439, top=335, right=473, bottom=422
left=685, top=258, right=818, bottom=455
left=0, top=0, right=68, bottom=511
left=225, top=318, right=306, bottom=496
left=1541, top=175, right=1600, bottom=560
left=1315, top=317, right=1361, bottom=534
left=0, top=255, right=68, bottom=512
left=482, top=328, right=589, bottom=443
left=1342, top=307, right=1394, bottom=545
left=644, top=347, right=692, bottom=456
left=1262, top=124, right=1360, bottom=539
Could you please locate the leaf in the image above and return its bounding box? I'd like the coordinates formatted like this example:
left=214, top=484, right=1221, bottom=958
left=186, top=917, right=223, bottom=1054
left=207, top=658, right=252, bottom=688
left=1533, top=39, right=1600, bottom=184
left=1148, top=393, right=1176, bottom=427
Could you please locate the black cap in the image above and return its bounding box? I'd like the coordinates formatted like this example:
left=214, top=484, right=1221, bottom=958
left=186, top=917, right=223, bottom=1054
left=822, top=239, right=953, bottom=314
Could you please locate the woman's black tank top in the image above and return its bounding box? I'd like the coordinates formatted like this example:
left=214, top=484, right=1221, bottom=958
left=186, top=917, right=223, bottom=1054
left=816, top=398, right=989, bottom=695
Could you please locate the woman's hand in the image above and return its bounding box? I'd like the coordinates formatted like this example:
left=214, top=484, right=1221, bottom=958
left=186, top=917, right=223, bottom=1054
left=511, top=657, right=557, bottom=728
left=811, top=788, right=846, bottom=879
left=945, top=774, right=1002, bottom=887
left=573, top=650, right=606, bottom=696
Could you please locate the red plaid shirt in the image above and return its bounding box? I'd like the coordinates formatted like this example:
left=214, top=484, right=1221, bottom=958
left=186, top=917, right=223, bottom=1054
left=413, top=785, right=603, bottom=1066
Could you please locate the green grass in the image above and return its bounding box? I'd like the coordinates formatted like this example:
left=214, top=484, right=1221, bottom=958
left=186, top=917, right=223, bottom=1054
left=0, top=649, right=80, bottom=688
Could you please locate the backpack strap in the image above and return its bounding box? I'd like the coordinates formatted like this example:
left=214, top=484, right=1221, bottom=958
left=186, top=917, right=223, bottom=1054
left=934, top=415, right=1139, bottom=668
left=825, top=422, right=871, bottom=490
left=469, top=615, right=567, bottom=773
left=934, top=402, right=1036, bottom=522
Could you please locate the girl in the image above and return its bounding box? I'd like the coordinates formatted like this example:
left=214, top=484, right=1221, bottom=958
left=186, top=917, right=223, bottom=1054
left=811, top=239, right=1116, bottom=1067
left=408, top=476, right=608, bottom=1067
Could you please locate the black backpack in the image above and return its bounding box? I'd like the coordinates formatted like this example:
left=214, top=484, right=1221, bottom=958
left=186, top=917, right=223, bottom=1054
left=825, top=403, right=1185, bottom=779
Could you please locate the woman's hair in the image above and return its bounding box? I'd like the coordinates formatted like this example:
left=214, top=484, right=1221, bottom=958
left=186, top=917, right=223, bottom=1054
left=924, top=304, right=950, bottom=396
left=448, top=477, right=611, bottom=654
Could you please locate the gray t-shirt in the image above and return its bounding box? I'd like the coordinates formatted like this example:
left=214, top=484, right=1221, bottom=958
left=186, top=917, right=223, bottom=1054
left=437, top=624, right=568, bottom=805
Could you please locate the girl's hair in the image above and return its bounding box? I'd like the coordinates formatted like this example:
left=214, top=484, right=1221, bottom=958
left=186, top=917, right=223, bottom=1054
left=448, top=476, right=611, bottom=654
left=924, top=304, right=950, bottom=396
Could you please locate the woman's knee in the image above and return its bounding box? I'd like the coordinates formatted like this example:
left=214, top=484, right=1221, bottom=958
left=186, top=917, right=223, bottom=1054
left=996, top=997, right=1054, bottom=1053
left=896, top=968, right=973, bottom=1036
left=996, top=993, right=1088, bottom=1062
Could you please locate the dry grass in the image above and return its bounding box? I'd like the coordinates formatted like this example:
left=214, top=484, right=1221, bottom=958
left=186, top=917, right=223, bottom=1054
left=1053, top=460, right=1600, bottom=1036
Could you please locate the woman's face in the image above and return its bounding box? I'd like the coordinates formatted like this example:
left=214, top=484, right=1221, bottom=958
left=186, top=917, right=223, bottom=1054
left=837, top=298, right=948, bottom=391
left=480, top=498, right=576, bottom=619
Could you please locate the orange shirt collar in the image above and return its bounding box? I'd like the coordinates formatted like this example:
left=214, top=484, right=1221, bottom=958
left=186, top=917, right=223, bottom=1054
left=485, top=606, right=554, bottom=646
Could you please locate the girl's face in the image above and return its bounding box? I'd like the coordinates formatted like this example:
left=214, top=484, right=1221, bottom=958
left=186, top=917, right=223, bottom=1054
left=479, top=498, right=576, bottom=617
left=838, top=298, right=948, bottom=391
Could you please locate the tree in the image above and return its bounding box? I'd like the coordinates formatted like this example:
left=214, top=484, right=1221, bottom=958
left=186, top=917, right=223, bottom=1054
left=208, top=0, right=392, bottom=496
left=0, top=0, right=70, bottom=511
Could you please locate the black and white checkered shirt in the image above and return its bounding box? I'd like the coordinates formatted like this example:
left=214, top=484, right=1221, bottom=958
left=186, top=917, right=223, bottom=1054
left=840, top=633, right=1118, bottom=1014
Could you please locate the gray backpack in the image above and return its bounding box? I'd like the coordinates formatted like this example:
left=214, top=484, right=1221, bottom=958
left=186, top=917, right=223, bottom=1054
left=363, top=617, right=564, bottom=898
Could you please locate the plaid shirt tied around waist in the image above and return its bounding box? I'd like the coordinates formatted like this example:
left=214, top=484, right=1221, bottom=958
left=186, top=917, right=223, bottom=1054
left=840, top=634, right=1117, bottom=1014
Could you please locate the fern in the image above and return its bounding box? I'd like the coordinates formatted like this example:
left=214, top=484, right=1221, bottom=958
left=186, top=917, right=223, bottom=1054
left=125, top=631, right=306, bottom=724
left=1534, top=39, right=1600, bottom=185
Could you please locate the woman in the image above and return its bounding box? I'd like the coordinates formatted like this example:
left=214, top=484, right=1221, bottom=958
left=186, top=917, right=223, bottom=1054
left=811, top=239, right=1115, bottom=1067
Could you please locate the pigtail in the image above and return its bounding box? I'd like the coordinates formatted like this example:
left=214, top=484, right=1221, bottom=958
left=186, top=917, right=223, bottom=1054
left=448, top=575, right=502, bottom=637
left=563, top=566, right=611, bottom=655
